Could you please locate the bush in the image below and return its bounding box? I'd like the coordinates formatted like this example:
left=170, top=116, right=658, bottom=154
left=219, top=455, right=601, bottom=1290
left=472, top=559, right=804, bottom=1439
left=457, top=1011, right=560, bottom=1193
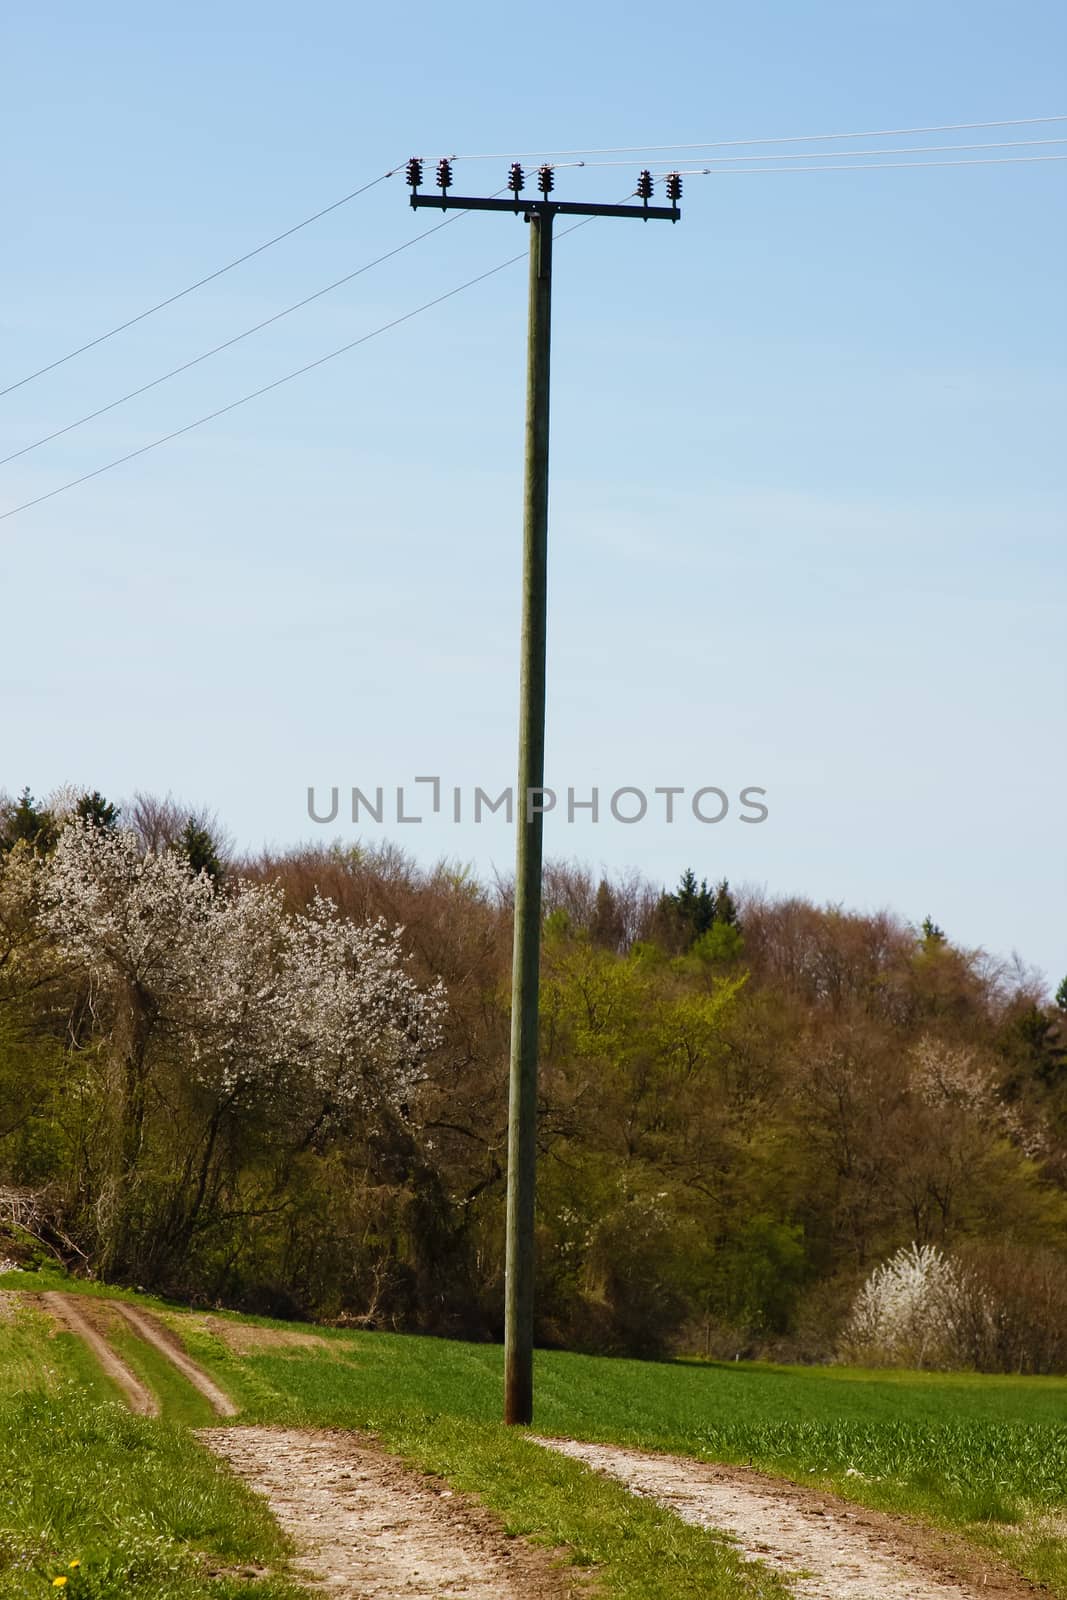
left=955, top=1241, right=1067, bottom=1374
left=840, top=1243, right=989, bottom=1369
left=841, top=1240, right=1067, bottom=1373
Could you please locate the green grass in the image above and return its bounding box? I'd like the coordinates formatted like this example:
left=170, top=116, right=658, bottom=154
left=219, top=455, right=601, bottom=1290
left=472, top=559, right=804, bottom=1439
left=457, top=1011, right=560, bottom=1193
left=0, top=1392, right=304, bottom=1600
left=372, top=1415, right=795, bottom=1600
left=0, top=1297, right=118, bottom=1405
left=6, top=1270, right=1067, bottom=1598
left=104, top=1321, right=217, bottom=1429
left=0, top=1297, right=303, bottom=1599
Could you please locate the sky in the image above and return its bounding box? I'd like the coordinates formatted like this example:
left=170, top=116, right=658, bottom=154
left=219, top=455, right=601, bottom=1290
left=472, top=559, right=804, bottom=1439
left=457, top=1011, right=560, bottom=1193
left=3, top=2, right=1065, bottom=989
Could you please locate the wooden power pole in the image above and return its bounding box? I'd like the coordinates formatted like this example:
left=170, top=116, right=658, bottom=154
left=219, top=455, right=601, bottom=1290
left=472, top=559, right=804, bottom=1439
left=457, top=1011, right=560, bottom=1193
left=408, top=157, right=681, bottom=1425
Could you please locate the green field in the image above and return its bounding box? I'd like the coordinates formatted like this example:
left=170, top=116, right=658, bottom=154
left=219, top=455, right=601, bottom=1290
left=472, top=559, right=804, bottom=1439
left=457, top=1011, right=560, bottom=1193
left=0, top=1295, right=301, bottom=1600
left=2, top=1271, right=1065, bottom=1599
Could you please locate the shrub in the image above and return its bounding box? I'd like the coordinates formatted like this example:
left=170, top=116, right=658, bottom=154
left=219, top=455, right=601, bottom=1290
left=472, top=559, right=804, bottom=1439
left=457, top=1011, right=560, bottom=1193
left=955, top=1241, right=1067, bottom=1374
left=840, top=1243, right=990, bottom=1368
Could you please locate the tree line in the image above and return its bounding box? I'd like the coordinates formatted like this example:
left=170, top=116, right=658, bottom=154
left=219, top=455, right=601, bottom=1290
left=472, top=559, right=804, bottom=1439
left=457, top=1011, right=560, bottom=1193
left=1, top=786, right=1065, bottom=1370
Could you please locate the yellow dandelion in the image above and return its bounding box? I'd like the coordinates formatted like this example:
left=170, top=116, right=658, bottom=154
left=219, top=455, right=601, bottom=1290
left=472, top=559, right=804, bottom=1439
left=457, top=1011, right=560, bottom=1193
left=68, top=1562, right=80, bottom=1571
left=52, top=1579, right=68, bottom=1589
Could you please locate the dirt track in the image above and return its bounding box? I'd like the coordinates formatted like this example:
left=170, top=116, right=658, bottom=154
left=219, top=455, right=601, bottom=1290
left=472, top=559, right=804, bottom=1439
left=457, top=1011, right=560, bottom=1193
left=41, top=1291, right=159, bottom=1416
left=531, top=1437, right=1040, bottom=1600
left=201, top=1426, right=576, bottom=1598
left=114, top=1302, right=237, bottom=1416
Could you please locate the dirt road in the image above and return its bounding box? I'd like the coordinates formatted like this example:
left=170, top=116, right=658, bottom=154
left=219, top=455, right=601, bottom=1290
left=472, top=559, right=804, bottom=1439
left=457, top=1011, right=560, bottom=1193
left=41, top=1291, right=159, bottom=1416
left=114, top=1301, right=237, bottom=1416
left=201, top=1426, right=576, bottom=1598
left=531, top=1436, right=1039, bottom=1600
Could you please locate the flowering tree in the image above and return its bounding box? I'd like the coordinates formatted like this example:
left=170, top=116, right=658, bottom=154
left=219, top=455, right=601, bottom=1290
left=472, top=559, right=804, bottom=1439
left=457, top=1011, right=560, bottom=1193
left=36, top=820, right=446, bottom=1275
left=282, top=893, right=444, bottom=1115
left=841, top=1242, right=991, bottom=1368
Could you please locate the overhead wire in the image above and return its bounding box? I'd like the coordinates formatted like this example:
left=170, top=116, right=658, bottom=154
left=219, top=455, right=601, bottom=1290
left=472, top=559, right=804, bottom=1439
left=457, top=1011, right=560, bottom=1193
left=445, top=115, right=1067, bottom=161
left=0, top=165, right=402, bottom=399
left=4, top=105, right=1060, bottom=516
left=8, top=123, right=1062, bottom=402
left=0, top=207, right=606, bottom=524
left=673, top=153, right=1067, bottom=175
left=0, top=205, right=481, bottom=468
left=559, top=137, right=1067, bottom=167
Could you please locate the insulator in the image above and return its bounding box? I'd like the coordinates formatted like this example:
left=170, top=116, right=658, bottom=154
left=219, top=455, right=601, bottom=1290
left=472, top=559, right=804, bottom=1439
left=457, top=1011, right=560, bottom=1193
left=665, top=171, right=683, bottom=203
left=436, top=157, right=453, bottom=190
left=636, top=169, right=654, bottom=200
left=537, top=164, right=555, bottom=195
left=508, top=162, right=525, bottom=193
left=405, top=157, right=423, bottom=189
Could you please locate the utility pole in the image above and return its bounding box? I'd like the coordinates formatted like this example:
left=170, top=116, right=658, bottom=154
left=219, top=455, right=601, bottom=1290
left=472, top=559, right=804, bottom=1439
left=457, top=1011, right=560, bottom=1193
left=408, top=157, right=681, bottom=1425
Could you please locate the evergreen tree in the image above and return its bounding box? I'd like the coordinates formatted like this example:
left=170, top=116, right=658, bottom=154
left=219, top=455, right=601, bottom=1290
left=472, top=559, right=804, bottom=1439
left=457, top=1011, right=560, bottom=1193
left=0, top=788, right=57, bottom=853
left=1002, top=1002, right=1066, bottom=1091
left=921, top=915, right=946, bottom=945
left=75, top=790, right=120, bottom=831
left=1055, top=975, right=1067, bottom=1013
left=175, top=819, right=227, bottom=883
left=589, top=878, right=625, bottom=952
left=177, top=818, right=226, bottom=884
left=659, top=869, right=717, bottom=951
left=713, top=878, right=740, bottom=929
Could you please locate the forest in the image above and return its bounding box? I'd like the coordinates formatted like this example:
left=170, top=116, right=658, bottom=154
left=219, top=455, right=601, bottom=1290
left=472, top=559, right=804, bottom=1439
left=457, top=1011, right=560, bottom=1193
left=1, top=786, right=1065, bottom=1371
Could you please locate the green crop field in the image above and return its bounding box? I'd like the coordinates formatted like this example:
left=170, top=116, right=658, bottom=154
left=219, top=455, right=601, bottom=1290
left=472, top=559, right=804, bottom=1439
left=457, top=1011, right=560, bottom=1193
left=2, top=1271, right=1065, bottom=1599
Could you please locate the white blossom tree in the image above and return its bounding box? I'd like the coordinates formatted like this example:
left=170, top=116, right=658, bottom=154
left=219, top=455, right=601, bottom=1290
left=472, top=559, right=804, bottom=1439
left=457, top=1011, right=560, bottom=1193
left=841, top=1242, right=992, bottom=1368
left=36, top=819, right=446, bottom=1274
left=282, top=893, right=444, bottom=1115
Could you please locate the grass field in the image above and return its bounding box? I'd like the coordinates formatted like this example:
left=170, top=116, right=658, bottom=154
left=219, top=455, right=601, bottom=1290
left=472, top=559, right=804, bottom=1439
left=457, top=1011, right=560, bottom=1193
left=2, top=1269, right=1065, bottom=1599
left=163, top=1304, right=1067, bottom=1593
left=0, top=1293, right=303, bottom=1600
left=0, top=1297, right=117, bottom=1405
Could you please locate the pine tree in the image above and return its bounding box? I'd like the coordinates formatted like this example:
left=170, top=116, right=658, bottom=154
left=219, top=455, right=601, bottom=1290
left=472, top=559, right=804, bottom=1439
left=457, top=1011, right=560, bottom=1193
left=713, top=878, right=740, bottom=928
left=659, top=869, right=716, bottom=951
left=76, top=790, right=120, bottom=831
left=589, top=879, right=625, bottom=952
left=177, top=818, right=225, bottom=884
left=0, top=788, right=57, bottom=853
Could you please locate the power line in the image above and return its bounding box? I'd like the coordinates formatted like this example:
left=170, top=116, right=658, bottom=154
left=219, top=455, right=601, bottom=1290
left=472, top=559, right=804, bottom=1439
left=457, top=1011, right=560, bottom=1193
left=0, top=214, right=600, bottom=524
left=569, top=137, right=1067, bottom=168
left=676, top=153, right=1067, bottom=175
left=0, top=209, right=471, bottom=468
left=448, top=115, right=1067, bottom=160
left=0, top=166, right=400, bottom=400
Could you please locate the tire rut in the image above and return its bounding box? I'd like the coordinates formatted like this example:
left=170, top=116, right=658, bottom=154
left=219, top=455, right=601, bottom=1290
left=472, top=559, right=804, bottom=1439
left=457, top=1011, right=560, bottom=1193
left=41, top=1291, right=158, bottom=1416
left=114, top=1302, right=237, bottom=1416
left=200, top=1426, right=576, bottom=1599
left=530, top=1437, right=1041, bottom=1600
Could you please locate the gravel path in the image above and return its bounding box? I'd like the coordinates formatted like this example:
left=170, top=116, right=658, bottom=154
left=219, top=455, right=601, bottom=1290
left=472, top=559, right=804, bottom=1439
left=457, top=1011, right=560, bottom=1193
left=530, top=1437, right=1038, bottom=1600
left=201, top=1426, right=574, bottom=1598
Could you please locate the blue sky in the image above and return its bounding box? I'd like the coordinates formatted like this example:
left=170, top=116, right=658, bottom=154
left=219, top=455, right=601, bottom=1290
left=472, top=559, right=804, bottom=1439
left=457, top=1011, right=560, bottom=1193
left=3, top=2, right=1065, bottom=988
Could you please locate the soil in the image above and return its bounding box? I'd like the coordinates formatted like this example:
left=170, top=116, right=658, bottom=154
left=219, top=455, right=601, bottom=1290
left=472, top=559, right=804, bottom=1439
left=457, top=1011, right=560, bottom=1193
left=40, top=1291, right=159, bottom=1416
left=200, top=1426, right=580, bottom=1598
left=530, top=1436, right=1044, bottom=1600
left=114, top=1302, right=238, bottom=1416
left=193, top=1315, right=331, bottom=1355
